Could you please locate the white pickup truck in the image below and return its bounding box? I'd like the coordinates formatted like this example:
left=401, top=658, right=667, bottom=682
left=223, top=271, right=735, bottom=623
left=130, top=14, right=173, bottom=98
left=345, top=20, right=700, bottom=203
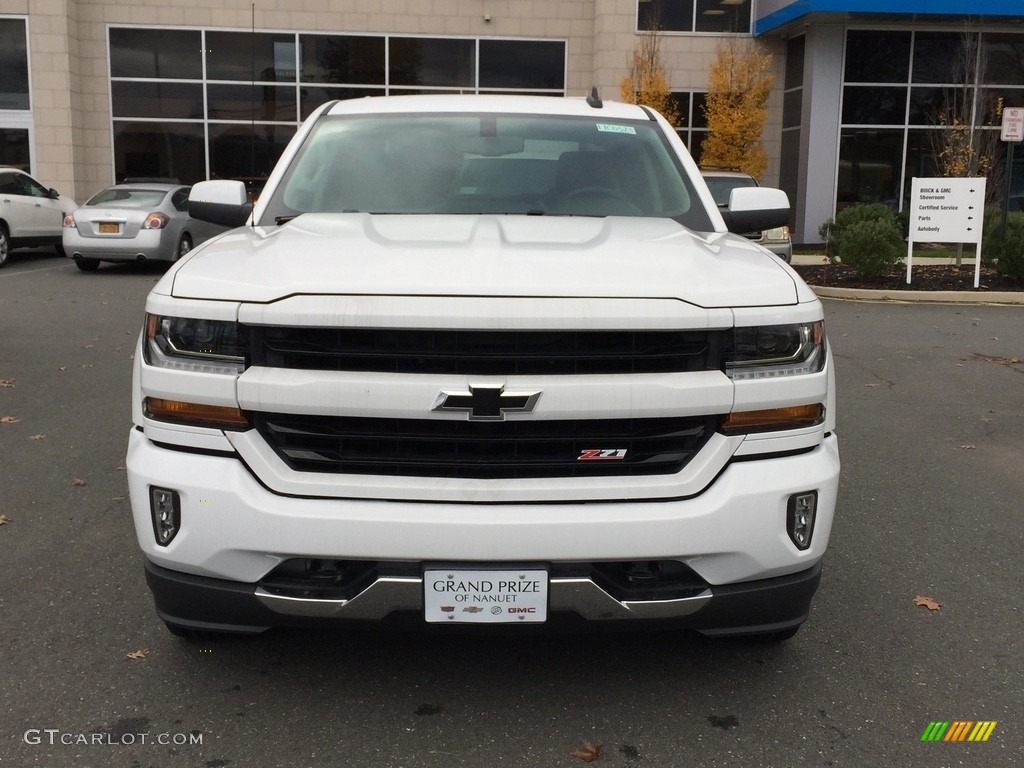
left=127, top=93, right=839, bottom=640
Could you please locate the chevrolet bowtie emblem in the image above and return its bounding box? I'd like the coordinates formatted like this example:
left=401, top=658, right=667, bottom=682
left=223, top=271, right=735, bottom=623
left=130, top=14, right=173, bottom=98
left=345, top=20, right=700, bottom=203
left=432, top=385, right=541, bottom=421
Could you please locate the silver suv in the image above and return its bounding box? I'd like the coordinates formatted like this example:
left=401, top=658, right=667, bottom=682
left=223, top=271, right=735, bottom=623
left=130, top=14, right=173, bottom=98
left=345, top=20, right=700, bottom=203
left=701, top=169, right=792, bottom=262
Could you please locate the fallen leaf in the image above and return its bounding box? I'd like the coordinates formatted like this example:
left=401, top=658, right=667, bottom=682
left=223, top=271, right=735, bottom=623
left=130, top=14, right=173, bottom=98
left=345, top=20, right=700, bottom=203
left=0, top=378, right=14, bottom=388
left=914, top=595, right=942, bottom=611
left=126, top=648, right=149, bottom=660
left=958, top=444, right=976, bottom=450
left=0, top=514, right=11, bottom=525
left=72, top=478, right=88, bottom=487
left=29, top=434, right=45, bottom=440
left=971, top=353, right=1021, bottom=366
left=0, top=415, right=20, bottom=424
left=570, top=742, right=603, bottom=763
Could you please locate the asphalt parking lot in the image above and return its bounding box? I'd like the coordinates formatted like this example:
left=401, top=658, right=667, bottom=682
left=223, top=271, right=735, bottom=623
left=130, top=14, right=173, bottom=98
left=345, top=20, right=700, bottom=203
left=1, top=248, right=1021, bottom=767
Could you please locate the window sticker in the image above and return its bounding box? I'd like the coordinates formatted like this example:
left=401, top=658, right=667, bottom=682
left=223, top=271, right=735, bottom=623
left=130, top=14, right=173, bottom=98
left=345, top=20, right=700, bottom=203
left=596, top=124, right=636, bottom=135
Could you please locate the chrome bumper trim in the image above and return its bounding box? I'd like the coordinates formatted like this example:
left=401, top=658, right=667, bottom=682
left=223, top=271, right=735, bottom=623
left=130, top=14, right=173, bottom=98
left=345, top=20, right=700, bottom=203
left=254, top=575, right=712, bottom=621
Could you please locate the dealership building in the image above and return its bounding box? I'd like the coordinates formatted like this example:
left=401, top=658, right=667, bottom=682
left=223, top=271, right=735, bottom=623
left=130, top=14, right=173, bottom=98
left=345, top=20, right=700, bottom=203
left=2, top=0, right=1022, bottom=243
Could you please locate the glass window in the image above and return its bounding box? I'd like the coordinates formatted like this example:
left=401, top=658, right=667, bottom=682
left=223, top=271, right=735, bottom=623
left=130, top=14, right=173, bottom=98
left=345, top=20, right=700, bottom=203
left=85, top=187, right=168, bottom=208
left=171, top=188, right=190, bottom=212
left=0, top=18, right=29, bottom=110
left=783, top=89, right=802, bottom=130
left=845, top=31, right=910, bottom=83
left=638, top=0, right=694, bottom=32
left=389, top=38, right=475, bottom=87
left=110, top=28, right=201, bottom=79
left=0, top=128, right=29, bottom=169
left=912, top=32, right=969, bottom=84
left=300, top=87, right=385, bottom=120
left=903, top=128, right=943, bottom=197
left=907, top=86, right=980, bottom=127
left=113, top=122, right=206, bottom=184
left=980, top=88, right=1024, bottom=126
left=112, top=82, right=204, bottom=119
left=670, top=91, right=708, bottom=158
left=207, top=84, right=297, bottom=122
left=842, top=86, right=907, bottom=125
left=208, top=124, right=293, bottom=185
left=479, top=40, right=565, bottom=89
left=206, top=31, right=297, bottom=82
left=837, top=128, right=903, bottom=208
left=983, top=33, right=1024, bottom=85
left=668, top=92, right=690, bottom=127
left=695, top=0, right=750, bottom=34
left=779, top=130, right=799, bottom=205
left=785, top=35, right=805, bottom=91
left=300, top=34, right=385, bottom=84
left=692, top=92, right=708, bottom=128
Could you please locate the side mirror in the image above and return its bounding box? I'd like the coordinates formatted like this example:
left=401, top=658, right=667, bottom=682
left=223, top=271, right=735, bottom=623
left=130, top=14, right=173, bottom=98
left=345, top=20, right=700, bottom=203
left=48, top=188, right=61, bottom=199
left=720, top=187, right=790, bottom=234
left=189, top=180, right=253, bottom=228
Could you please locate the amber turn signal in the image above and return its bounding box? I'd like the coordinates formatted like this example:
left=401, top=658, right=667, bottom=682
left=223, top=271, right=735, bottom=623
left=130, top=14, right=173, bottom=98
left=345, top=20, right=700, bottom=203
left=721, top=404, right=823, bottom=434
left=144, top=397, right=250, bottom=429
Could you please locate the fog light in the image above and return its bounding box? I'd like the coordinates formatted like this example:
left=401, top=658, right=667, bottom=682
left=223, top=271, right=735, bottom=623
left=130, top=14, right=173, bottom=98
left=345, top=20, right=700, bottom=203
left=787, top=491, right=817, bottom=550
left=150, top=487, right=181, bottom=546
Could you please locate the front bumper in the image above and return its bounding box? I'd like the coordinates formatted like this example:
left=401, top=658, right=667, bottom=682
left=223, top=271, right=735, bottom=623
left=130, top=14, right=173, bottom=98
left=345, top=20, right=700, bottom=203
left=144, top=557, right=822, bottom=637
left=128, top=427, right=838, bottom=635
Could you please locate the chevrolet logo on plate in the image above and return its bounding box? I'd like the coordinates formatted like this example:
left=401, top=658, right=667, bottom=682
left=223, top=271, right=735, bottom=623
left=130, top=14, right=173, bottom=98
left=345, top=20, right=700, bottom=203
left=432, top=385, right=540, bottom=421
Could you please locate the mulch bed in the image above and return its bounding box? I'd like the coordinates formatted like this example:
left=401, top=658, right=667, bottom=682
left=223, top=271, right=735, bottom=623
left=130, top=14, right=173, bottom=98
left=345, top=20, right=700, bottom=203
left=792, top=263, right=1023, bottom=292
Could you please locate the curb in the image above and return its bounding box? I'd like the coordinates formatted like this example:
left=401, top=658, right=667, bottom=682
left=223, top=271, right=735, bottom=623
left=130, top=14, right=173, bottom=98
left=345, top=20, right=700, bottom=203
left=807, top=285, right=1024, bottom=305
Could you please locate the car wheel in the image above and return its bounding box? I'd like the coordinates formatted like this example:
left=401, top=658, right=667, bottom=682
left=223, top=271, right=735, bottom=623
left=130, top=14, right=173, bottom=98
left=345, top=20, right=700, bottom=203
left=74, top=257, right=100, bottom=272
left=175, top=234, right=193, bottom=261
left=0, top=224, right=9, bottom=268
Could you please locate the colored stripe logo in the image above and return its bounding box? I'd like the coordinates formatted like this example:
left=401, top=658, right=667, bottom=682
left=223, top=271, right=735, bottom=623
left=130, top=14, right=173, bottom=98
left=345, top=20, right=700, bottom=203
left=921, top=721, right=997, bottom=742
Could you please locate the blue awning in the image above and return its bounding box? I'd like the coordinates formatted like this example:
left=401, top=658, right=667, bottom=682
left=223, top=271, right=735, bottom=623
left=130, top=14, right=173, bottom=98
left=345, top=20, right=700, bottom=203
left=755, top=0, right=1024, bottom=35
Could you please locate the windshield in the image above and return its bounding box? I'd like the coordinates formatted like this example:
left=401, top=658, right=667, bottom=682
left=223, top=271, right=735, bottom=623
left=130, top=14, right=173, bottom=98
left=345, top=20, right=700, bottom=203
left=262, top=113, right=713, bottom=230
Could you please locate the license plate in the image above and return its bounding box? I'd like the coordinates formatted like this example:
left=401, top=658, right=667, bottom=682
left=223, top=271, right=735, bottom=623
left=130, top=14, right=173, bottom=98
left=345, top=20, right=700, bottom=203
left=98, top=222, right=119, bottom=234
left=424, top=568, right=548, bottom=623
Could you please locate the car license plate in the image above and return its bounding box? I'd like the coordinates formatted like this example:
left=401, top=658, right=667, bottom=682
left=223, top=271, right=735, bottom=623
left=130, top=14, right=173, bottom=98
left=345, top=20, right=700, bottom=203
left=423, top=568, right=548, bottom=623
left=98, top=222, right=119, bottom=234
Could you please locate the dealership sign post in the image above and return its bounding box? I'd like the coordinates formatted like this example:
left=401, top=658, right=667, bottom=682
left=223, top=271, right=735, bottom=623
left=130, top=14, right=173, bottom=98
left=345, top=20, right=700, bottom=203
left=907, top=178, right=986, bottom=287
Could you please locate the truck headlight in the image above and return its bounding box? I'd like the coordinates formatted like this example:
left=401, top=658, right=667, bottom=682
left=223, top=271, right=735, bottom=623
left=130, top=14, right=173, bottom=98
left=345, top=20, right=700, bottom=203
left=144, top=314, right=248, bottom=374
left=726, top=321, right=824, bottom=380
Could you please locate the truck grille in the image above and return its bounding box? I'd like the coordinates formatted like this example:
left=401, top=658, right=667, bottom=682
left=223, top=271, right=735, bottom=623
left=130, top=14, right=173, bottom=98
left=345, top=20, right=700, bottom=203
left=249, top=328, right=725, bottom=375
left=253, top=414, right=716, bottom=479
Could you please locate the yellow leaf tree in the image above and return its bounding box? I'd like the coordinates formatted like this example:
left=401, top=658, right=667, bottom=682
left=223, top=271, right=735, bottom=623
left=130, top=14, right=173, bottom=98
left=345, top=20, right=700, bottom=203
left=619, top=27, right=680, bottom=127
left=701, top=39, right=773, bottom=178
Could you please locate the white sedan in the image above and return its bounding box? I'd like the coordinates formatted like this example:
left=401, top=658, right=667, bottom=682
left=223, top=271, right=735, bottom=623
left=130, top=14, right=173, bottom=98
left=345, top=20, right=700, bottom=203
left=0, top=167, right=76, bottom=267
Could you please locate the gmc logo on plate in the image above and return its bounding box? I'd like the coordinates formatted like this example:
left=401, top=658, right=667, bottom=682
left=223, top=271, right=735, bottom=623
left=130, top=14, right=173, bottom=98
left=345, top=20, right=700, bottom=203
left=577, top=449, right=628, bottom=461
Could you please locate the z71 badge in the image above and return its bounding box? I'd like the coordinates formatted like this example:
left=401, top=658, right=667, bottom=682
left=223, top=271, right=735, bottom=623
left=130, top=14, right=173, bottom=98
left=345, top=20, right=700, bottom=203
left=577, top=449, right=628, bottom=461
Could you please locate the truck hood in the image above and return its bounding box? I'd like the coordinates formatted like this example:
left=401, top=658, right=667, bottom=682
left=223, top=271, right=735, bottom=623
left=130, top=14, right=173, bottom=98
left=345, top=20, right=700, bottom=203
left=164, top=213, right=801, bottom=308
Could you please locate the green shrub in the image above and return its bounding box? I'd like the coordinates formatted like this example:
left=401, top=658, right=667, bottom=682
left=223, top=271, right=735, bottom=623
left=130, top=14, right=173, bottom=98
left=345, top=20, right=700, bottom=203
left=818, top=203, right=904, bottom=277
left=982, top=208, right=1024, bottom=280
left=837, top=218, right=905, bottom=277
